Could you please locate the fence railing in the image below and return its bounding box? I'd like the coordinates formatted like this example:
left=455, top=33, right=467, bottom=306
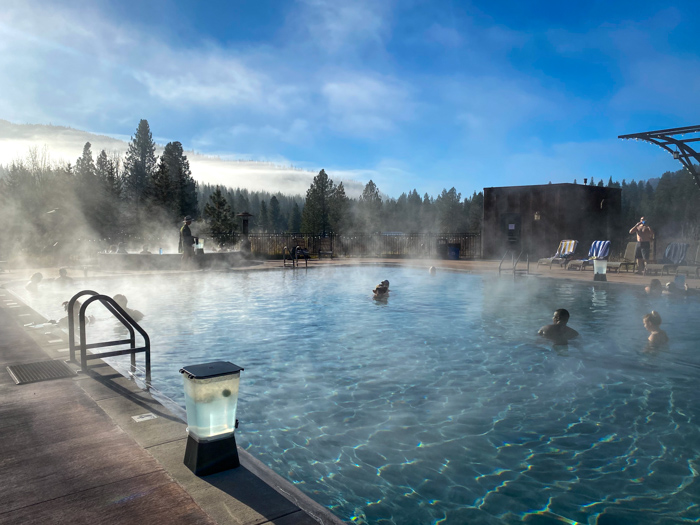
left=226, top=232, right=481, bottom=259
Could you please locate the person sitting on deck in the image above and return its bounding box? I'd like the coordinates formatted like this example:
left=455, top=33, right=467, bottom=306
left=25, top=272, right=43, bottom=293
left=538, top=309, right=579, bottom=345
left=113, top=294, right=144, bottom=322
left=643, top=311, right=668, bottom=347
left=645, top=279, right=663, bottom=296
left=140, top=245, right=152, bottom=255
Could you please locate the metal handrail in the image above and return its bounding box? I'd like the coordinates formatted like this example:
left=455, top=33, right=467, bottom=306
left=498, top=250, right=509, bottom=275
left=513, top=251, right=523, bottom=276
left=282, top=245, right=308, bottom=268
left=498, top=250, right=528, bottom=276
left=67, top=290, right=151, bottom=384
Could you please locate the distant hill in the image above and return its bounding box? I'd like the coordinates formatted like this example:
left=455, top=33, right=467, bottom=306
left=0, top=120, right=364, bottom=197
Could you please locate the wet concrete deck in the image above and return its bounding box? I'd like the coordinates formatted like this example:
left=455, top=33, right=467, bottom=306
left=0, top=258, right=678, bottom=524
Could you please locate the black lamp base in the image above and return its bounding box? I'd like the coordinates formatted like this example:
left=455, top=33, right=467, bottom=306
left=594, top=274, right=607, bottom=282
left=184, top=433, right=240, bottom=476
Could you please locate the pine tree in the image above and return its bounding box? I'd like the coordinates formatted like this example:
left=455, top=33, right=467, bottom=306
left=75, top=142, right=107, bottom=234
left=75, top=142, right=96, bottom=182
left=301, top=169, right=335, bottom=235
left=329, top=182, right=350, bottom=233
left=161, top=141, right=197, bottom=219
left=258, top=200, right=269, bottom=232
left=435, top=187, right=463, bottom=232
left=358, top=180, right=382, bottom=232
left=148, top=160, right=173, bottom=211
left=123, top=120, right=157, bottom=204
left=203, top=186, right=235, bottom=246
left=288, top=202, right=302, bottom=232
left=269, top=196, right=281, bottom=232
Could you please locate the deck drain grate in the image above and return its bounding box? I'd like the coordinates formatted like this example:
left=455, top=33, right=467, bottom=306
left=7, top=360, right=76, bottom=385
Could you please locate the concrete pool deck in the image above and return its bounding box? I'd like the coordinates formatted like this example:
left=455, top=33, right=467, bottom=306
left=0, top=258, right=686, bottom=524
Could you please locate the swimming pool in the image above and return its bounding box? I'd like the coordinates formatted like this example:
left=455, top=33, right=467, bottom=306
left=12, top=267, right=700, bottom=524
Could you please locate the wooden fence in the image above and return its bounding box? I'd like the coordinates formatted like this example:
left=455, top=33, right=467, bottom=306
left=226, top=233, right=482, bottom=259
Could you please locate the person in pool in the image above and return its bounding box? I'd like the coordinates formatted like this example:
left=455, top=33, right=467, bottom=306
left=645, top=279, right=663, bottom=296
left=113, top=294, right=144, bottom=322
left=49, top=300, right=94, bottom=328
left=373, top=280, right=390, bottom=299
left=643, top=311, right=668, bottom=346
left=538, top=309, right=580, bottom=345
left=55, top=267, right=74, bottom=285
left=25, top=272, right=43, bottom=293
left=663, top=282, right=685, bottom=296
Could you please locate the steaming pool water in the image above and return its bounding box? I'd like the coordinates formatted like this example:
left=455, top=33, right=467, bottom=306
left=10, top=266, right=700, bottom=524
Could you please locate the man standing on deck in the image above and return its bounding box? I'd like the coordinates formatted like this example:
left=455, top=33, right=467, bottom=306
left=179, top=215, right=195, bottom=263
left=629, top=216, right=654, bottom=274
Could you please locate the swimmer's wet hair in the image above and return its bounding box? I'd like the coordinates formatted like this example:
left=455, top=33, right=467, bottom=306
left=554, top=309, right=570, bottom=322
left=644, top=311, right=662, bottom=326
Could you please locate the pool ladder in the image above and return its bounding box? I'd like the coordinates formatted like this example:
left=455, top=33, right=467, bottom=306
left=283, top=245, right=308, bottom=268
left=67, top=290, right=151, bottom=386
left=498, top=250, right=529, bottom=276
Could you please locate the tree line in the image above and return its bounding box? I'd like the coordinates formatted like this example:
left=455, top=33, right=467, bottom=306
left=1, top=117, right=699, bottom=263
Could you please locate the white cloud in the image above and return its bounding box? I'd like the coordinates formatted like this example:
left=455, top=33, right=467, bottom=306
left=322, top=73, right=413, bottom=136
left=293, top=0, right=390, bottom=55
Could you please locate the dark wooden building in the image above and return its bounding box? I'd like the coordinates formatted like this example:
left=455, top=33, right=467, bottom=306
left=482, top=183, right=622, bottom=260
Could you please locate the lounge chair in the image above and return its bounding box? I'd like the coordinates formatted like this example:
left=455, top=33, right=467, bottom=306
left=673, top=242, right=700, bottom=278
left=537, top=240, right=578, bottom=269
left=645, top=242, right=690, bottom=276
left=567, top=240, right=611, bottom=271
left=607, top=242, right=637, bottom=273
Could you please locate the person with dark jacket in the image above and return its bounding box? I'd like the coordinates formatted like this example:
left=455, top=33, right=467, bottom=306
left=179, top=216, right=195, bottom=261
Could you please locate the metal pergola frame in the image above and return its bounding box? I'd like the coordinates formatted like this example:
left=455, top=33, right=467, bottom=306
left=618, top=125, right=700, bottom=189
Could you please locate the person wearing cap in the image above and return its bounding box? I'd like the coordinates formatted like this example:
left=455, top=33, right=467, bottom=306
left=179, top=216, right=195, bottom=261
left=629, top=216, right=654, bottom=274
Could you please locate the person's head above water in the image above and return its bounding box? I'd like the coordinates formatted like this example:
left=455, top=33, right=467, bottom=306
left=643, top=310, right=663, bottom=329
left=113, top=294, right=128, bottom=308
left=59, top=268, right=68, bottom=277
left=552, top=309, right=570, bottom=325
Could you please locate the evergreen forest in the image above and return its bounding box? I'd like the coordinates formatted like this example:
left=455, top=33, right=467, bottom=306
left=1, top=119, right=699, bottom=265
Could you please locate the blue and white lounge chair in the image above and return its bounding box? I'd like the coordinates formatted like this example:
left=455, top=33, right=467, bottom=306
left=644, top=242, right=690, bottom=276
left=537, top=240, right=578, bottom=269
left=567, top=240, right=611, bottom=271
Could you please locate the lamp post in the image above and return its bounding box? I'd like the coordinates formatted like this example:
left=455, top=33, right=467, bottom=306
left=593, top=258, right=607, bottom=281
left=180, top=361, right=244, bottom=476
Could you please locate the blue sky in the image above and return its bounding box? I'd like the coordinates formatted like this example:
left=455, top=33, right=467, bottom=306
left=1, top=0, right=699, bottom=197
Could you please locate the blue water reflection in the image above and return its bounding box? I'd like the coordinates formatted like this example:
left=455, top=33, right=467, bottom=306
left=13, top=267, right=700, bottom=524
